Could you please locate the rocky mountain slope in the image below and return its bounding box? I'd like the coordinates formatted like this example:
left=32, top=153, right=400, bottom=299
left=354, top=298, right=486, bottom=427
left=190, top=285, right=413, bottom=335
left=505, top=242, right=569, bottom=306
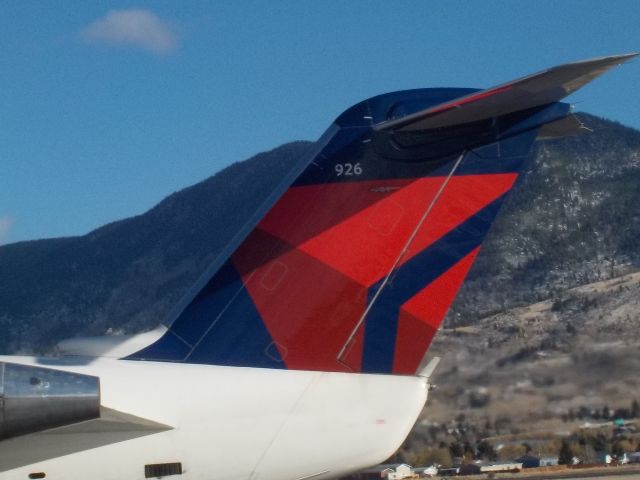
left=397, top=270, right=640, bottom=464
left=0, top=114, right=639, bottom=356
left=428, top=270, right=640, bottom=427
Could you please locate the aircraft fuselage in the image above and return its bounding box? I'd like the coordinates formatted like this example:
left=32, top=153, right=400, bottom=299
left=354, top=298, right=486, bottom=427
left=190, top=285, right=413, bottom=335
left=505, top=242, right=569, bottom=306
left=0, top=356, right=428, bottom=480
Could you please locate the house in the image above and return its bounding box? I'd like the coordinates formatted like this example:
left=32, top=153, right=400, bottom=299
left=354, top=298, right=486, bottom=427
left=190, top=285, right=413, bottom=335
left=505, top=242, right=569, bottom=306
left=517, top=455, right=559, bottom=467
left=516, top=454, right=540, bottom=468
left=382, top=464, right=417, bottom=480
left=457, top=464, right=481, bottom=476
left=422, top=465, right=438, bottom=477
left=348, top=464, right=417, bottom=480
left=540, top=456, right=559, bottom=466
left=628, top=452, right=640, bottom=463
left=437, top=466, right=460, bottom=477
left=596, top=452, right=612, bottom=465
left=479, top=462, right=522, bottom=473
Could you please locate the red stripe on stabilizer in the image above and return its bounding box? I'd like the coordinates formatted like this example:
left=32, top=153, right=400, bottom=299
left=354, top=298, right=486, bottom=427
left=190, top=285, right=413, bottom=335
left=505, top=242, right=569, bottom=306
left=234, top=240, right=368, bottom=372
left=297, top=177, right=447, bottom=285
left=398, top=173, right=517, bottom=268
left=259, top=179, right=416, bottom=247
left=392, top=247, right=481, bottom=375
left=428, top=85, right=513, bottom=115
left=298, top=174, right=516, bottom=286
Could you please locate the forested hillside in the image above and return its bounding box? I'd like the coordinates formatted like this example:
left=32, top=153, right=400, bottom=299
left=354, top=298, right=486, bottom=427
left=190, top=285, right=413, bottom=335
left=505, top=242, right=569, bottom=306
left=449, top=114, right=640, bottom=324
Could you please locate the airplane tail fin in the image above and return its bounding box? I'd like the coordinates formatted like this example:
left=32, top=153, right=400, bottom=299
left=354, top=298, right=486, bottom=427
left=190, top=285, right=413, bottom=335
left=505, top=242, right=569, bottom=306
left=128, top=54, right=636, bottom=374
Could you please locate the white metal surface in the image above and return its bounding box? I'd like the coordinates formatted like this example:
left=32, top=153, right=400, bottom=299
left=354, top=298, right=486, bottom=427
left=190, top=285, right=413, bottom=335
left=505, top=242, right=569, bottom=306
left=0, top=356, right=428, bottom=480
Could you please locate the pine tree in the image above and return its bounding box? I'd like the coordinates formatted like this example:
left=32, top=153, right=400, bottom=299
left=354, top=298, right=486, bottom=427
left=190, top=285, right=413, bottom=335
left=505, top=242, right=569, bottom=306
left=559, top=440, right=573, bottom=465
left=477, top=440, right=497, bottom=461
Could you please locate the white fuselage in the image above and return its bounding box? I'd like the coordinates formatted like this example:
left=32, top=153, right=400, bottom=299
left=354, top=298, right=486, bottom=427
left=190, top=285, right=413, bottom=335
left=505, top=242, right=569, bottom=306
left=0, top=356, right=428, bottom=480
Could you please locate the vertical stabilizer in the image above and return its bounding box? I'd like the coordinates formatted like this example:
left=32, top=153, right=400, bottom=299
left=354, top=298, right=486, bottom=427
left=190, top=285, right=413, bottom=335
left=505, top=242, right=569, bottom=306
left=128, top=55, right=635, bottom=374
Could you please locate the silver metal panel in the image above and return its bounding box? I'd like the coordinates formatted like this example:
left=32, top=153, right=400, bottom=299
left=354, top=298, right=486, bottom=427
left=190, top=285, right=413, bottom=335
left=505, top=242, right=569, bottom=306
left=0, top=362, right=100, bottom=440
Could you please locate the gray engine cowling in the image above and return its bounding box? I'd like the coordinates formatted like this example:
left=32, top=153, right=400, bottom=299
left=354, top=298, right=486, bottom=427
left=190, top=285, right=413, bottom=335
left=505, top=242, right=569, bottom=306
left=0, top=362, right=100, bottom=440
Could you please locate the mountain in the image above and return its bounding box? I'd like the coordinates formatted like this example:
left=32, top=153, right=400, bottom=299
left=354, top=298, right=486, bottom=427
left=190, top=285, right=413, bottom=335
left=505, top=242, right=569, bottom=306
left=1, top=114, right=639, bottom=355
left=397, top=269, right=640, bottom=465
left=0, top=142, right=311, bottom=353
left=428, top=270, right=640, bottom=430
left=449, top=114, right=640, bottom=324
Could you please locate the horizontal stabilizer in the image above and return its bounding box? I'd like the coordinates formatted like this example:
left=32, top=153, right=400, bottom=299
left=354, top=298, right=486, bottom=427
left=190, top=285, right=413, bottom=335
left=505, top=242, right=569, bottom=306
left=374, top=53, right=638, bottom=132
left=0, top=407, right=171, bottom=472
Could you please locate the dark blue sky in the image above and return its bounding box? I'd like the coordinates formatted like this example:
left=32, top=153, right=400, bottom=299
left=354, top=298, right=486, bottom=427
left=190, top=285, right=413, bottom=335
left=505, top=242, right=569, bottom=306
left=2, top=1, right=639, bottom=244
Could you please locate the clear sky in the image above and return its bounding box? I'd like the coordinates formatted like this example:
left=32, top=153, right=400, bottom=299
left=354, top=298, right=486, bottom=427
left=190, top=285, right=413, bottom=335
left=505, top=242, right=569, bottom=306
left=2, top=1, right=639, bottom=245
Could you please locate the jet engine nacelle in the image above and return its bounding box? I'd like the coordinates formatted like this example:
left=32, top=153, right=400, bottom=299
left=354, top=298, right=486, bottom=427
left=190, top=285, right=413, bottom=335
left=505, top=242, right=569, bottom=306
left=0, top=362, right=100, bottom=440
